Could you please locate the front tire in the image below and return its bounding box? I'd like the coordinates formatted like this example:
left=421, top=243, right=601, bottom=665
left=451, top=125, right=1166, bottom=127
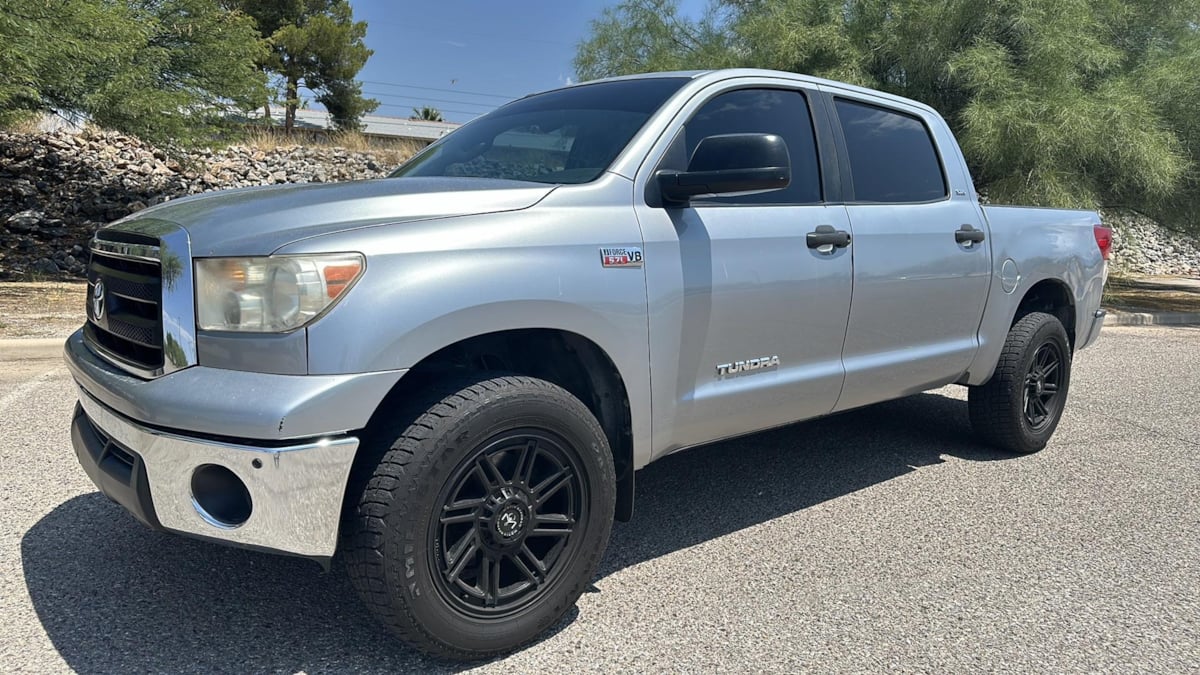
left=343, top=375, right=615, bottom=660
left=969, top=311, right=1072, bottom=453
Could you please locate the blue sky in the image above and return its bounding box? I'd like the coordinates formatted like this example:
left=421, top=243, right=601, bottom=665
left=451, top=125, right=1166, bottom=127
left=343, top=1, right=706, bottom=124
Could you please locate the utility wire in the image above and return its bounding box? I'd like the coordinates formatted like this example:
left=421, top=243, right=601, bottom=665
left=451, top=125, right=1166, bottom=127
left=365, top=20, right=574, bottom=47
left=372, top=103, right=485, bottom=118
left=360, top=80, right=519, bottom=100
left=362, top=90, right=502, bottom=109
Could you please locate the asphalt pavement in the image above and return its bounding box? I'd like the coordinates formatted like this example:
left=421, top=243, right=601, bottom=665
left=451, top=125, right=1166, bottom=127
left=1, top=326, right=1197, bottom=673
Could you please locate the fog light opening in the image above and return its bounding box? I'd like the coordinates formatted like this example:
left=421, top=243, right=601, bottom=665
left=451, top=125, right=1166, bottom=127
left=190, top=464, right=252, bottom=528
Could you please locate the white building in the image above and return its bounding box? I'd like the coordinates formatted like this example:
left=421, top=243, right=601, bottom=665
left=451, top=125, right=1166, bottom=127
left=288, top=109, right=459, bottom=144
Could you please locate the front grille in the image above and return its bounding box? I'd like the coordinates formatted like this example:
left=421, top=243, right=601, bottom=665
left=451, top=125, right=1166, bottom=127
left=86, top=234, right=164, bottom=372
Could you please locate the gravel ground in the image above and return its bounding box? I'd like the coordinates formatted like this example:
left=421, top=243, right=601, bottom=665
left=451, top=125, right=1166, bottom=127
left=0, top=282, right=85, bottom=339
left=1, top=326, right=1197, bottom=673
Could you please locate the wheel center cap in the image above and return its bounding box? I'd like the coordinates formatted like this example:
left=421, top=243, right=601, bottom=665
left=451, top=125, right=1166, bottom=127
left=495, top=505, right=526, bottom=539
left=1031, top=369, right=1046, bottom=395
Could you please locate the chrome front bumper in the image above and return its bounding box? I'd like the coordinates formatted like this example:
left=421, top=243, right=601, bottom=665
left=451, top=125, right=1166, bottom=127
left=74, top=387, right=359, bottom=560
left=62, top=329, right=406, bottom=561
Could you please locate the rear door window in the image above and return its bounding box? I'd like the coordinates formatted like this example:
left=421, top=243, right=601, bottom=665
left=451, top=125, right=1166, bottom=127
left=834, top=99, right=947, bottom=203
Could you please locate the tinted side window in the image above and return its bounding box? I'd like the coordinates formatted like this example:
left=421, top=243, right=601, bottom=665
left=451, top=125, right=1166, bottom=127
left=685, top=89, right=822, bottom=204
left=834, top=99, right=946, bottom=203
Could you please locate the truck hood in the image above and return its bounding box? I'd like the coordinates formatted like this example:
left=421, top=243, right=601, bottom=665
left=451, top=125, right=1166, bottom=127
left=111, top=177, right=555, bottom=256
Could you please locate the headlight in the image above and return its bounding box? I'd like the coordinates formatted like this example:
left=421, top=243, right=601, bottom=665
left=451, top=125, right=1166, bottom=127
left=195, top=254, right=364, bottom=332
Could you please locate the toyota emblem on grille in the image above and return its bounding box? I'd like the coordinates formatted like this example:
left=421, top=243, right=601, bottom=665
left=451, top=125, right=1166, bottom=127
left=92, top=280, right=106, bottom=320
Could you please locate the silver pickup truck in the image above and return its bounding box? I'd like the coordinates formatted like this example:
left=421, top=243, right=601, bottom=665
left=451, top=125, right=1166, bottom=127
left=64, top=69, right=1109, bottom=658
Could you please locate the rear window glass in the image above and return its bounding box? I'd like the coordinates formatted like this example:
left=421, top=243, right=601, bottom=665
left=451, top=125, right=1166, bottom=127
left=835, top=99, right=947, bottom=203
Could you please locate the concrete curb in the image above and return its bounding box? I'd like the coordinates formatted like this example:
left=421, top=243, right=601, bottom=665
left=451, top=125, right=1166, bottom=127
left=0, top=338, right=66, bottom=362
left=1104, top=310, right=1200, bottom=327
left=0, top=312, right=1194, bottom=363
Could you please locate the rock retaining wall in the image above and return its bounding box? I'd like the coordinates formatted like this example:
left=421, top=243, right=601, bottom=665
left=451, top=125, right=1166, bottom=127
left=1, top=129, right=1197, bottom=280
left=1101, top=210, right=1200, bottom=277
left=0, top=129, right=394, bottom=279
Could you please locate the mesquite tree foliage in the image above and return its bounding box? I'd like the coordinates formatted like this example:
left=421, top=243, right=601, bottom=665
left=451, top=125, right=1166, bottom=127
left=0, top=0, right=268, bottom=146
left=576, top=0, right=1200, bottom=232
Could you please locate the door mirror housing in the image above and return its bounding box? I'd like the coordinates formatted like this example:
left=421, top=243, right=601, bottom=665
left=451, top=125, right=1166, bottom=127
left=656, top=133, right=791, bottom=207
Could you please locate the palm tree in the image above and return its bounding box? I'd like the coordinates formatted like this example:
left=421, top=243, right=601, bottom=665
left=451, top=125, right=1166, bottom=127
left=410, top=106, right=444, bottom=122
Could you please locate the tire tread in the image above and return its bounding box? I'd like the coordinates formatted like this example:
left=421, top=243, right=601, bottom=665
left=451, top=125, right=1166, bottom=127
left=969, top=311, right=1071, bottom=453
left=342, top=373, right=614, bottom=660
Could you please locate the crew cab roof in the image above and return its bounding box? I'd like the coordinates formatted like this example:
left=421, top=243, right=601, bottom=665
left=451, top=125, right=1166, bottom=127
left=551, top=68, right=941, bottom=118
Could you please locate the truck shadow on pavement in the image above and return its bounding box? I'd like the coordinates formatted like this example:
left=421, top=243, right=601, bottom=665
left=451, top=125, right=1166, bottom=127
left=21, top=391, right=1011, bottom=673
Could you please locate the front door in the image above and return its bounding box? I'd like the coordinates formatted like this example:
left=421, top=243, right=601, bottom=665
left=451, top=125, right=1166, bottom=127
left=635, top=85, right=854, bottom=455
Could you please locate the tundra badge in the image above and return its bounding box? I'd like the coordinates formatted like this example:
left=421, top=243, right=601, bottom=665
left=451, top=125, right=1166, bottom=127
left=717, top=355, right=780, bottom=376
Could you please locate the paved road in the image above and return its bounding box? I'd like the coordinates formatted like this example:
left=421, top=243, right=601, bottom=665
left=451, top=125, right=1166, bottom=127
left=1, top=327, right=1197, bottom=673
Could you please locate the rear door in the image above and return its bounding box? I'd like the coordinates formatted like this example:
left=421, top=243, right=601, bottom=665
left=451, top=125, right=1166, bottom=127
left=821, top=89, right=992, bottom=411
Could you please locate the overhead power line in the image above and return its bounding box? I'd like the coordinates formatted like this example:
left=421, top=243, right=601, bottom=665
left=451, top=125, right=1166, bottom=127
left=372, top=102, right=485, bottom=118
left=362, top=90, right=502, bottom=110
left=360, top=80, right=519, bottom=100
left=365, top=20, right=574, bottom=48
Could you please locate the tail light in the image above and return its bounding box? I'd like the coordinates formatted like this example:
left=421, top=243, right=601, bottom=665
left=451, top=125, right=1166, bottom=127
left=1094, top=225, right=1112, bottom=260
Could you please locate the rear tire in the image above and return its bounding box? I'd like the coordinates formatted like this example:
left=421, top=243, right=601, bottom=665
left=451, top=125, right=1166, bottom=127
left=343, top=374, right=615, bottom=660
left=969, top=311, right=1072, bottom=454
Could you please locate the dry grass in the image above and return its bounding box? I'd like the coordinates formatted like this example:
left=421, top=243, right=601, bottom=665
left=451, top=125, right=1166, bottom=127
left=0, top=282, right=87, bottom=339
left=236, top=127, right=423, bottom=167
left=0, top=113, right=46, bottom=135
left=1104, top=275, right=1200, bottom=313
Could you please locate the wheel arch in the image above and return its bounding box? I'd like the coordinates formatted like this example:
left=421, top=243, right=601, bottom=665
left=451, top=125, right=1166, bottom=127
left=1012, top=277, right=1077, bottom=349
left=360, top=328, right=638, bottom=522
left=962, top=274, right=1082, bottom=387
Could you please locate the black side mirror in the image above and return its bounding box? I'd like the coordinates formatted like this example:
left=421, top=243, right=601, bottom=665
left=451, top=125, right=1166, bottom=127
left=656, top=133, right=791, bottom=207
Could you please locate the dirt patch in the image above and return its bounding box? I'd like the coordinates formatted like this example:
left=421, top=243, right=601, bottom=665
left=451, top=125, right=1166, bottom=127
left=1104, top=276, right=1200, bottom=314
left=0, top=282, right=85, bottom=338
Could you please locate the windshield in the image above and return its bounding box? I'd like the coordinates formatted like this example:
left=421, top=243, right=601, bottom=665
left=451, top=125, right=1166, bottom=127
left=390, top=77, right=689, bottom=185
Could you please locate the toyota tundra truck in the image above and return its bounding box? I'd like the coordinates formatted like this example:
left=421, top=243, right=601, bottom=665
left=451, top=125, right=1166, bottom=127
left=64, top=69, right=1110, bottom=659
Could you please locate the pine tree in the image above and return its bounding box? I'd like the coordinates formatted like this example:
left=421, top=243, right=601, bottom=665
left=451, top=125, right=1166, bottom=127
left=229, top=0, right=378, bottom=132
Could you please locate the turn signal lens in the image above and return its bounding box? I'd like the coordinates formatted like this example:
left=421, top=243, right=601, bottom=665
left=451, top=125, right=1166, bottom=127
left=220, top=259, right=249, bottom=289
left=1094, top=225, right=1112, bottom=261
left=323, top=263, right=362, bottom=299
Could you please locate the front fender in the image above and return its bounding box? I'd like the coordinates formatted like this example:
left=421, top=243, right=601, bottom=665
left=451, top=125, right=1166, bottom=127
left=287, top=178, right=654, bottom=467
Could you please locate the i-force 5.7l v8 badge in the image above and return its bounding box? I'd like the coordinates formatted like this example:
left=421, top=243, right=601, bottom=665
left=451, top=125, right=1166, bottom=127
left=600, top=247, right=643, bottom=268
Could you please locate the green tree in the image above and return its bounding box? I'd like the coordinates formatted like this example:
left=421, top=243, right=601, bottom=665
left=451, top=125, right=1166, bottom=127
left=575, top=0, right=1200, bottom=233
left=0, top=0, right=268, bottom=145
left=575, top=0, right=739, bottom=81
left=410, top=106, right=444, bottom=122
left=228, top=0, right=378, bottom=132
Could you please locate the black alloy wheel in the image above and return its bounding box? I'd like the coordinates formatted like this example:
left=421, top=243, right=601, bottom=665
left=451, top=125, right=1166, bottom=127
left=1022, top=341, right=1065, bottom=431
left=343, top=374, right=615, bottom=660
left=430, top=429, right=587, bottom=618
left=969, top=311, right=1073, bottom=454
